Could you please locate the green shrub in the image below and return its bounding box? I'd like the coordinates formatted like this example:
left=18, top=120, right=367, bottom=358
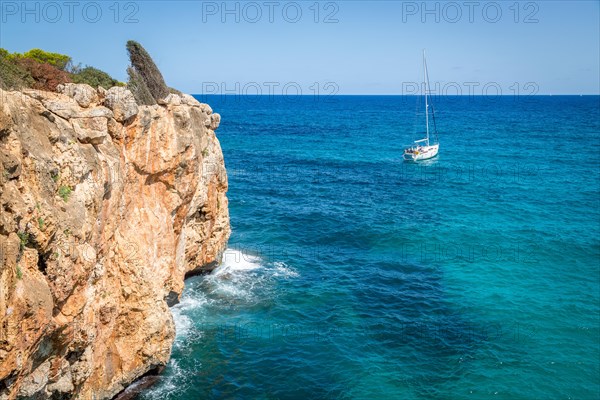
left=17, top=231, right=29, bottom=251
left=0, top=49, right=34, bottom=90
left=21, top=48, right=71, bottom=71
left=72, top=66, right=119, bottom=89
left=37, top=217, right=45, bottom=230
left=1, top=47, right=125, bottom=92
left=58, top=185, right=72, bottom=202
left=126, top=40, right=169, bottom=102
left=16, top=264, right=23, bottom=279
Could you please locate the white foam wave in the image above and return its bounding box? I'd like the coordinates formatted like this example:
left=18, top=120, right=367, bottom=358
left=145, top=248, right=298, bottom=398
left=172, top=249, right=299, bottom=333
left=214, top=249, right=263, bottom=274
left=177, top=292, right=210, bottom=312
left=272, top=261, right=299, bottom=278
left=203, top=249, right=264, bottom=300
left=171, top=308, right=192, bottom=340
left=207, top=249, right=299, bottom=300
left=171, top=288, right=211, bottom=341
left=140, top=358, right=197, bottom=399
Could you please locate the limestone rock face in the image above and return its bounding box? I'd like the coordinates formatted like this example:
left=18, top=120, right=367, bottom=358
left=157, top=94, right=181, bottom=106
left=104, top=87, right=139, bottom=122
left=57, top=83, right=99, bottom=108
left=0, top=86, right=230, bottom=399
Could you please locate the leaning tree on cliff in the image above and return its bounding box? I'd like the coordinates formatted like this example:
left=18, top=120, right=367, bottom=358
left=126, top=66, right=156, bottom=106
left=126, top=40, right=169, bottom=105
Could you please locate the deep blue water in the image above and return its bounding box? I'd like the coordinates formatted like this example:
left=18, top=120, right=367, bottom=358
left=141, top=95, right=600, bottom=399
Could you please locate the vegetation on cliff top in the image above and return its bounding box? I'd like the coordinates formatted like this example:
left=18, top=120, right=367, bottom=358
left=0, top=48, right=122, bottom=91
left=19, top=48, right=72, bottom=70
left=0, top=49, right=35, bottom=89
left=1, top=42, right=173, bottom=105
left=71, top=66, right=121, bottom=89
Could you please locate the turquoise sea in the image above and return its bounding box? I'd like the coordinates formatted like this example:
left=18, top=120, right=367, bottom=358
left=140, top=95, right=600, bottom=399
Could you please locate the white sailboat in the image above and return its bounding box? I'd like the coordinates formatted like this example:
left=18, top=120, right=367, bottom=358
left=403, top=51, right=440, bottom=162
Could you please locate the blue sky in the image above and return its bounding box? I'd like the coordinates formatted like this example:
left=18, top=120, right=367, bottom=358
left=1, top=1, right=598, bottom=94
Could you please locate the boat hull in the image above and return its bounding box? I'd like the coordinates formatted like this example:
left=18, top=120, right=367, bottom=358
left=403, top=144, right=439, bottom=161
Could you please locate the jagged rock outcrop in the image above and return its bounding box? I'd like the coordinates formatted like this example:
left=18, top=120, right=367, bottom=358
left=0, top=83, right=230, bottom=398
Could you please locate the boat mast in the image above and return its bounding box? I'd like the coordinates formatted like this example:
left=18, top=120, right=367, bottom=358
left=423, top=50, right=429, bottom=146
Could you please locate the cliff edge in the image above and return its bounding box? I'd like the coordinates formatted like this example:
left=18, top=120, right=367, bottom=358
left=0, top=83, right=230, bottom=398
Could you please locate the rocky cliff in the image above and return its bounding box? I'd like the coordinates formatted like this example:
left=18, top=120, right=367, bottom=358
left=0, top=84, right=230, bottom=398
